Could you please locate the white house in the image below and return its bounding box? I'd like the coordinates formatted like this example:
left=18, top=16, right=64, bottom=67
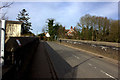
left=45, top=32, right=50, bottom=37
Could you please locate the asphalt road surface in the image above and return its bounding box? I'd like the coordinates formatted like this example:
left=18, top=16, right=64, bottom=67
left=44, top=41, right=119, bottom=79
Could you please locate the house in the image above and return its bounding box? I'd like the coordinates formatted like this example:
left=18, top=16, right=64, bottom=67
left=45, top=32, right=50, bottom=41
left=66, top=26, right=76, bottom=37
left=4, top=20, right=22, bottom=42
left=5, top=20, right=22, bottom=38
left=45, top=32, right=50, bottom=38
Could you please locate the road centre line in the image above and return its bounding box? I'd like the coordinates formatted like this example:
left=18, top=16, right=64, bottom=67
left=100, top=70, right=117, bottom=80
left=88, top=62, right=117, bottom=79
left=88, top=63, right=97, bottom=69
left=88, top=63, right=92, bottom=66
left=56, top=42, right=118, bottom=79
left=94, top=67, right=97, bottom=69
left=72, top=54, right=80, bottom=59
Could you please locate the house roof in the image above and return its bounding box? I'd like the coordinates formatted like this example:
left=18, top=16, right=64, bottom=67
left=65, top=26, right=76, bottom=36
left=65, top=29, right=69, bottom=32
left=6, top=20, right=23, bottom=24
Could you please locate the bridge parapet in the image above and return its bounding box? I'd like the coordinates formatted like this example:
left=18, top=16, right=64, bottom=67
left=2, top=37, right=39, bottom=80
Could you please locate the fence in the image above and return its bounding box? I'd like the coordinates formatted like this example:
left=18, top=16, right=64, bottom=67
left=2, top=37, right=39, bottom=80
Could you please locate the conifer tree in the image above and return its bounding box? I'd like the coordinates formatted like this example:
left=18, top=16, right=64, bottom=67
left=17, top=9, right=32, bottom=34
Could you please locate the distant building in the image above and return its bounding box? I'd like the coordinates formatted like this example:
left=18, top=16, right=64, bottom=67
left=45, top=32, right=50, bottom=37
left=5, top=20, right=22, bottom=38
left=65, top=26, right=76, bottom=36
left=44, top=32, right=50, bottom=41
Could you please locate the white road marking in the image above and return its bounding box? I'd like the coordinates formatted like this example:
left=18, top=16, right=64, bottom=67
left=88, top=63, right=97, bottom=69
left=100, top=70, right=117, bottom=80
left=94, top=67, right=97, bottom=69
left=88, top=63, right=92, bottom=66
left=72, top=55, right=80, bottom=59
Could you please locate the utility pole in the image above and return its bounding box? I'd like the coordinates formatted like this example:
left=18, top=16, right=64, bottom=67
left=0, top=20, right=6, bottom=65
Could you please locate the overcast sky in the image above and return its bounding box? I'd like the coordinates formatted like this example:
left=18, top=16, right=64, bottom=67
left=2, top=2, right=118, bottom=34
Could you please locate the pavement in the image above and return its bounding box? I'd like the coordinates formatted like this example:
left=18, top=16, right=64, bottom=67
left=24, top=41, right=56, bottom=80
left=44, top=41, right=119, bottom=79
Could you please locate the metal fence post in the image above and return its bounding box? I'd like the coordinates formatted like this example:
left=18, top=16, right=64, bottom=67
left=0, top=20, right=6, bottom=65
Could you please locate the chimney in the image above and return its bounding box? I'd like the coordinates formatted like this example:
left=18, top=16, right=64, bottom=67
left=74, top=27, right=75, bottom=30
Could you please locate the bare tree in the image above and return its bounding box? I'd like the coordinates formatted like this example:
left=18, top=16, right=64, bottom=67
left=42, top=27, right=45, bottom=33
left=0, top=2, right=13, bottom=20
left=0, top=2, right=13, bottom=9
left=1, top=12, right=8, bottom=20
left=42, top=26, right=48, bottom=33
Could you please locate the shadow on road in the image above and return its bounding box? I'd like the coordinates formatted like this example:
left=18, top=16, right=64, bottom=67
left=44, top=42, right=73, bottom=78
left=73, top=56, right=95, bottom=69
left=44, top=41, right=95, bottom=79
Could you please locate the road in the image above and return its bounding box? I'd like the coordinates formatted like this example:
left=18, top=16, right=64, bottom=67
left=44, top=41, right=119, bottom=79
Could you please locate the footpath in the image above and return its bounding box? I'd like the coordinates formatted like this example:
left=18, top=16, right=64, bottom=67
left=24, top=41, right=57, bottom=80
